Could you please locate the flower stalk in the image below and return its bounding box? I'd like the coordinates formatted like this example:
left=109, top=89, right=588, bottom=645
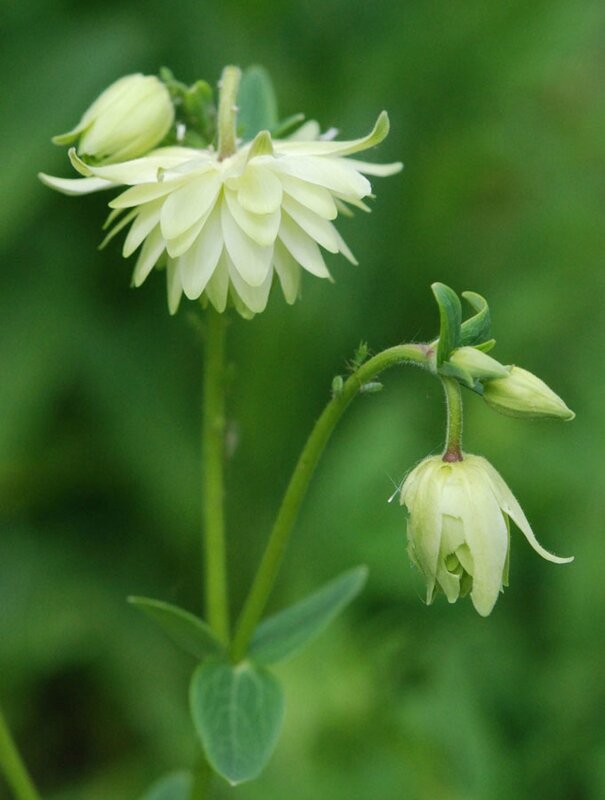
left=231, top=342, right=432, bottom=662
left=441, top=377, right=463, bottom=462
left=202, top=309, right=230, bottom=644
left=217, top=65, right=241, bottom=160
left=0, top=702, right=40, bottom=800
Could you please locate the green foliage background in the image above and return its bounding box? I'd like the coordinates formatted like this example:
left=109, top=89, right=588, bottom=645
left=1, top=1, right=604, bottom=798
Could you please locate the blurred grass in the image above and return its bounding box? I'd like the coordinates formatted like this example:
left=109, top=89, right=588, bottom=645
left=1, top=0, right=604, bottom=798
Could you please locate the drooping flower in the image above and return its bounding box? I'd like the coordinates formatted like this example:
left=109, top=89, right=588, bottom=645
left=52, top=74, right=174, bottom=164
left=399, top=453, right=573, bottom=616
left=39, top=113, right=402, bottom=316
left=482, top=365, right=575, bottom=420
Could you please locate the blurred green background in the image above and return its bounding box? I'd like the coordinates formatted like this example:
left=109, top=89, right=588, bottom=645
left=1, top=0, right=604, bottom=798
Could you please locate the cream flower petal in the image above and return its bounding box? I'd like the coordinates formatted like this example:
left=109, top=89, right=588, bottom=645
left=460, top=470, right=509, bottom=617
left=204, top=252, right=230, bottom=313
left=333, top=228, right=358, bottom=265
left=479, top=458, right=574, bottom=564
left=220, top=201, right=273, bottom=286
left=166, top=257, right=183, bottom=315
left=278, top=215, right=331, bottom=279
left=272, top=240, right=301, bottom=305
left=274, top=111, right=390, bottom=157
left=281, top=198, right=340, bottom=254
left=38, top=173, right=113, bottom=195
left=165, top=212, right=210, bottom=258
left=132, top=225, right=165, bottom=287
left=99, top=209, right=138, bottom=249
left=228, top=163, right=283, bottom=214
left=226, top=254, right=273, bottom=315
left=177, top=206, right=224, bottom=300
left=279, top=175, right=338, bottom=220
left=343, top=158, right=404, bottom=177
left=271, top=156, right=371, bottom=198
left=224, top=188, right=281, bottom=246
left=160, top=172, right=222, bottom=241
left=71, top=147, right=198, bottom=184
left=402, top=460, right=446, bottom=578
left=109, top=180, right=184, bottom=209
left=123, top=201, right=162, bottom=257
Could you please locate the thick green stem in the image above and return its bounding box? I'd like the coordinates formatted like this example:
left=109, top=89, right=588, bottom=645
left=0, top=703, right=40, bottom=800
left=217, top=65, right=241, bottom=160
left=188, top=755, right=212, bottom=800
left=231, top=342, right=433, bottom=662
left=441, top=377, right=464, bottom=462
left=202, top=309, right=229, bottom=644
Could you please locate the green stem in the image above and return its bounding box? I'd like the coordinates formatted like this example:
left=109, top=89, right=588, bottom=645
left=189, top=755, right=212, bottom=800
left=231, top=342, right=433, bottom=662
left=202, top=309, right=229, bottom=644
left=217, top=65, right=241, bottom=160
left=0, top=702, right=40, bottom=800
left=441, top=377, right=463, bottom=462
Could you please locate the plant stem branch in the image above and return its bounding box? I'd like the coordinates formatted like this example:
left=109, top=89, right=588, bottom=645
left=0, top=702, right=40, bottom=800
left=441, top=377, right=464, bottom=462
left=202, top=308, right=229, bottom=644
left=231, top=342, right=433, bottom=662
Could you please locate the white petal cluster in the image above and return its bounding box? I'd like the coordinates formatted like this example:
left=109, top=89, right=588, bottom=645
left=400, top=453, right=573, bottom=616
left=40, top=113, right=402, bottom=317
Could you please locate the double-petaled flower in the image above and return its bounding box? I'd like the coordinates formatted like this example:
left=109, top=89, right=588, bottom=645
left=40, top=109, right=401, bottom=316
left=400, top=453, right=573, bottom=616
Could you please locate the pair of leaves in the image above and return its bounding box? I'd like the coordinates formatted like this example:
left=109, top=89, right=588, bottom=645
left=130, top=566, right=367, bottom=785
left=431, top=282, right=493, bottom=366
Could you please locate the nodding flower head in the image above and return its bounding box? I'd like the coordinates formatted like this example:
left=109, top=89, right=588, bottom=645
left=399, top=453, right=573, bottom=616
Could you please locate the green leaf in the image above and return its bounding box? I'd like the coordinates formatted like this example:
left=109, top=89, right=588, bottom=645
left=249, top=566, right=368, bottom=665
left=238, top=65, right=279, bottom=140
left=431, top=283, right=462, bottom=365
left=128, top=597, right=225, bottom=660
left=270, top=112, right=305, bottom=139
left=190, top=659, right=285, bottom=785
left=459, top=291, right=491, bottom=347
left=138, top=771, right=192, bottom=800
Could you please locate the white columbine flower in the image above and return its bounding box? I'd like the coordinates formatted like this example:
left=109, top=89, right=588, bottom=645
left=52, top=74, right=174, bottom=164
left=39, top=113, right=402, bottom=316
left=399, top=453, right=573, bottom=616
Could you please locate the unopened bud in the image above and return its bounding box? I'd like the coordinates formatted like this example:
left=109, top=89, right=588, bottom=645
left=53, top=74, right=174, bottom=163
left=483, top=366, right=575, bottom=420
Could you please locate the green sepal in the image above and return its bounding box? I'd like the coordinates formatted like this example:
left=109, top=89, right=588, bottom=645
left=238, top=65, right=279, bottom=141
left=137, top=771, right=192, bottom=800
left=438, top=362, right=484, bottom=395
left=159, top=68, right=216, bottom=146
left=270, top=112, right=306, bottom=139
left=431, top=283, right=462, bottom=365
left=249, top=566, right=368, bottom=666
left=182, top=80, right=215, bottom=142
left=459, top=291, right=491, bottom=347
left=128, top=596, right=225, bottom=660
left=246, top=130, right=274, bottom=160
left=190, top=658, right=285, bottom=785
left=474, top=338, right=496, bottom=353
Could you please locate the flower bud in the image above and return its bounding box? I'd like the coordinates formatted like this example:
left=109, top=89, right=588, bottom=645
left=482, top=366, right=575, bottom=420
left=400, top=454, right=572, bottom=616
left=53, top=74, right=174, bottom=163
left=449, top=346, right=509, bottom=380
